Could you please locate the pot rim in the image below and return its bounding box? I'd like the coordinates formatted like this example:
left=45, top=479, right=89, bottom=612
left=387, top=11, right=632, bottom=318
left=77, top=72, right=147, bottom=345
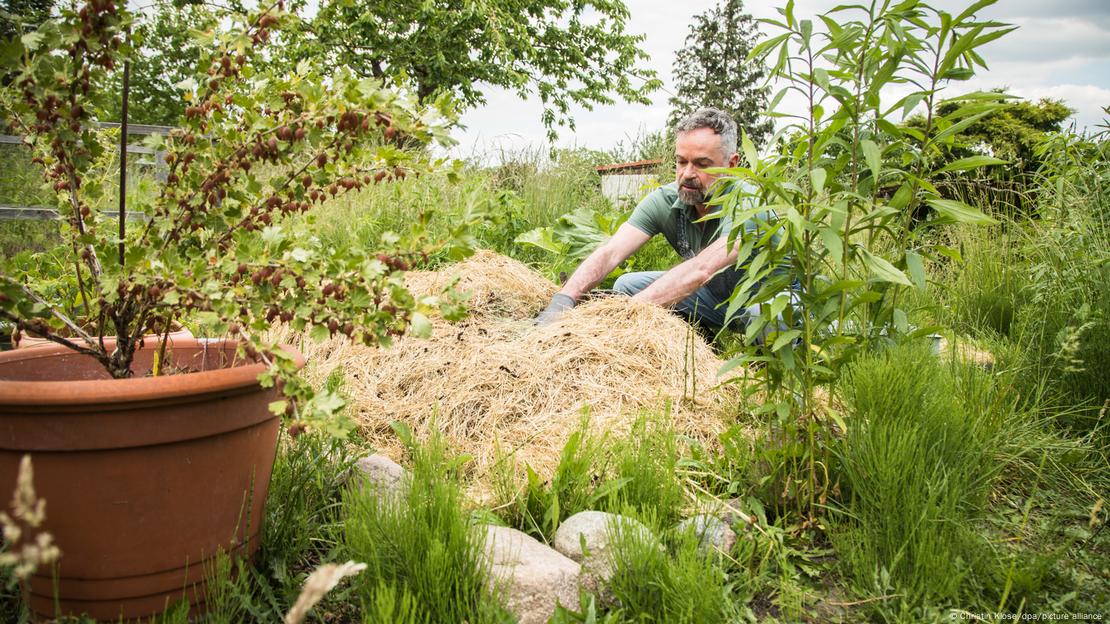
left=0, top=338, right=305, bottom=408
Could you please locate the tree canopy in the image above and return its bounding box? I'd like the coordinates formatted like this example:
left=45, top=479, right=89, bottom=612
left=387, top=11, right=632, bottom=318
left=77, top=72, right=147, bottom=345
left=291, top=0, right=661, bottom=140
left=932, top=96, right=1073, bottom=173
left=97, top=0, right=215, bottom=125
left=0, top=0, right=53, bottom=41
left=667, top=0, right=771, bottom=146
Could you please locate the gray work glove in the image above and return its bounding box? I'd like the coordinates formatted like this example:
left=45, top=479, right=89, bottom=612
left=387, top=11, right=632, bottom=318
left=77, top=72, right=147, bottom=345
left=534, top=293, right=576, bottom=326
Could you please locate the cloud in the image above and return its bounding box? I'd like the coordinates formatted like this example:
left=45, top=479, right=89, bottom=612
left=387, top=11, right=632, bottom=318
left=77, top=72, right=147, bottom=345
left=451, top=0, right=1110, bottom=156
left=1016, top=84, right=1110, bottom=129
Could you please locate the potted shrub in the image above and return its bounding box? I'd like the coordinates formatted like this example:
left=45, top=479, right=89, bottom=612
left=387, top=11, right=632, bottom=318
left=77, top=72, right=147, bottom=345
left=0, top=1, right=471, bottom=618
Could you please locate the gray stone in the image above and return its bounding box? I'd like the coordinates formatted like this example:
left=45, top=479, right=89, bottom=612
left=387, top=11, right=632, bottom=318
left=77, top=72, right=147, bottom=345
left=552, top=511, right=656, bottom=587
left=718, top=497, right=754, bottom=531
left=676, top=514, right=737, bottom=557
left=353, top=454, right=406, bottom=498
left=482, top=525, right=582, bottom=624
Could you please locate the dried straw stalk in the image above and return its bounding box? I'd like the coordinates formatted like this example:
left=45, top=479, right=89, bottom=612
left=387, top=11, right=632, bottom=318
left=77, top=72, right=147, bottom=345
left=273, top=251, right=746, bottom=484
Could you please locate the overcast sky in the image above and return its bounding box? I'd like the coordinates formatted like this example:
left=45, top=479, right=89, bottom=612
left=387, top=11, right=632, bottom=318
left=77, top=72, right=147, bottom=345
left=450, top=0, right=1110, bottom=161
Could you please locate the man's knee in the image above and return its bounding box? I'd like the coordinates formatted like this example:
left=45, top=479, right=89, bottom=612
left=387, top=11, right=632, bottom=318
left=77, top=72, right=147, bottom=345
left=613, top=271, right=660, bottom=296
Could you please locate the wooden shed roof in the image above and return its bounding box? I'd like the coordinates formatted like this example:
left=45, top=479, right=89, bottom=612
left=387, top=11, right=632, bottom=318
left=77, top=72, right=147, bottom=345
left=595, top=158, right=663, bottom=174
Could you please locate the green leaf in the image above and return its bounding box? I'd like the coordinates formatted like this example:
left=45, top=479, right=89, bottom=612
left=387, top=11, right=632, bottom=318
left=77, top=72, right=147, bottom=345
left=0, top=37, right=22, bottom=65
left=933, top=155, right=1007, bottom=175
left=770, top=295, right=789, bottom=320
left=861, top=139, right=881, bottom=183
left=931, top=109, right=993, bottom=144
left=860, top=248, right=912, bottom=286
left=889, top=183, right=914, bottom=210
left=742, top=132, right=758, bottom=169
left=819, top=227, right=843, bottom=264
left=926, top=198, right=998, bottom=225
left=268, top=400, right=288, bottom=416
left=935, top=245, right=963, bottom=263
left=956, top=0, right=997, bottom=23
left=410, top=312, right=432, bottom=338
left=312, top=391, right=346, bottom=416
left=943, top=67, right=974, bottom=81
left=514, top=227, right=564, bottom=255
left=771, top=329, right=801, bottom=352
left=810, top=167, right=827, bottom=193
left=309, top=324, right=330, bottom=342
left=893, top=308, right=909, bottom=333
left=20, top=31, right=44, bottom=51
left=905, top=250, right=926, bottom=291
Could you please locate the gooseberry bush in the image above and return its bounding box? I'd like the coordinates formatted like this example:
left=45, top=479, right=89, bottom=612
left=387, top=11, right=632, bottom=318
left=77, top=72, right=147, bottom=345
left=0, top=0, right=477, bottom=434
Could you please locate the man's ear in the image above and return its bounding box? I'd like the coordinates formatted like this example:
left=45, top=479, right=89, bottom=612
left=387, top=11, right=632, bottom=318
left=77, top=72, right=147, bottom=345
left=728, top=152, right=740, bottom=168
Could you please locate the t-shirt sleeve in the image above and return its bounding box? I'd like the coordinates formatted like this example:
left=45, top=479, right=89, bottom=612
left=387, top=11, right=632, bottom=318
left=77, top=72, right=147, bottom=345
left=626, top=188, right=666, bottom=237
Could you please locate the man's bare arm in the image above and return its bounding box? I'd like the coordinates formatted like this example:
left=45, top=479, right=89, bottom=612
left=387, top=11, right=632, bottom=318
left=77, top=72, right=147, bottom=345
left=559, top=222, right=651, bottom=300
left=632, top=235, right=738, bottom=307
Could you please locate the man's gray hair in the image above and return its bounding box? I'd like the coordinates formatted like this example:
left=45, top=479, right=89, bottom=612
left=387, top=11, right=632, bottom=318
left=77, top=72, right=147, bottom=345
left=674, top=108, right=738, bottom=157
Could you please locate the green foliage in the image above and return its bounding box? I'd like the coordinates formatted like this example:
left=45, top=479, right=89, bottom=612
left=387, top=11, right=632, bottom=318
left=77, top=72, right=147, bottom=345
left=96, top=0, right=216, bottom=125
left=515, top=206, right=631, bottom=279
left=608, top=411, right=686, bottom=529
left=935, top=225, right=1027, bottom=338
left=0, top=0, right=53, bottom=45
left=911, top=94, right=1073, bottom=174
left=604, top=518, right=739, bottom=623
left=259, top=428, right=368, bottom=601
left=295, top=0, right=661, bottom=140
left=1015, top=131, right=1110, bottom=422
left=831, top=343, right=1006, bottom=608
left=668, top=0, right=772, bottom=147
left=495, top=412, right=614, bottom=541
left=0, top=1, right=479, bottom=429
left=494, top=411, right=689, bottom=541
left=342, top=424, right=513, bottom=624
left=719, top=0, right=1011, bottom=435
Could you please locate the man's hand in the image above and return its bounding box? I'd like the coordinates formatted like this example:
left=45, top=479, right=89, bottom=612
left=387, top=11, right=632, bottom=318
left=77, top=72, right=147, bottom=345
left=534, top=293, right=576, bottom=325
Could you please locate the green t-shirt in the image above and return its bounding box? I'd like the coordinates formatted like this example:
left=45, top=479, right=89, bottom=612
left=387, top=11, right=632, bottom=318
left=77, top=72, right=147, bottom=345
left=626, top=180, right=765, bottom=300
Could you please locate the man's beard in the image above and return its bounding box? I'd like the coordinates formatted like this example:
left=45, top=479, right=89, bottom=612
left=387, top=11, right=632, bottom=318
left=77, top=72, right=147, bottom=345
left=677, top=179, right=705, bottom=205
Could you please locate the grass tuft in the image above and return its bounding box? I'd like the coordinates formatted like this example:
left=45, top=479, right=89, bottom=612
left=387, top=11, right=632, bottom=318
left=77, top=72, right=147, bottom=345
left=342, top=424, right=513, bottom=623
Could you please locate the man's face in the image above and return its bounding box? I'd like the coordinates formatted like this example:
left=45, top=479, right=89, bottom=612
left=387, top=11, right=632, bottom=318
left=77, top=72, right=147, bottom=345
left=674, top=127, right=738, bottom=206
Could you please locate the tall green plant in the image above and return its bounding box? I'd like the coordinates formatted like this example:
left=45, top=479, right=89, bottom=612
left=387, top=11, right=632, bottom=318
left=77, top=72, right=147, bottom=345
left=832, top=344, right=1002, bottom=608
left=715, top=0, right=1013, bottom=512
left=1012, top=128, right=1110, bottom=426
left=343, top=424, right=513, bottom=623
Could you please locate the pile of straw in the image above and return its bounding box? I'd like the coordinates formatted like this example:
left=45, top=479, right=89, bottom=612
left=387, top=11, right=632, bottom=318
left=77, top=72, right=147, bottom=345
left=281, top=251, right=743, bottom=482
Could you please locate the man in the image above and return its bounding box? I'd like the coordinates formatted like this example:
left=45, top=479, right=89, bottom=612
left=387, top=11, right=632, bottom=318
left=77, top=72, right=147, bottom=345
left=534, top=107, right=765, bottom=333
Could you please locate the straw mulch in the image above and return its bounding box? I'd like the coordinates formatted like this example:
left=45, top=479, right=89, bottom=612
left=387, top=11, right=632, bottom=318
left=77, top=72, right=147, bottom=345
left=278, top=250, right=745, bottom=484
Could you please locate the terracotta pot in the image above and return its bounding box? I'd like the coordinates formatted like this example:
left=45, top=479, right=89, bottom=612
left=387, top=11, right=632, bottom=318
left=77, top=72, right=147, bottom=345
left=0, top=338, right=303, bottom=621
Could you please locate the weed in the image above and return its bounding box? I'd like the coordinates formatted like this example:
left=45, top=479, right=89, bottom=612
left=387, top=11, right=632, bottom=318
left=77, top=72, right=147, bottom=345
left=604, top=510, right=739, bottom=623
left=831, top=342, right=1004, bottom=609
left=342, top=423, right=513, bottom=623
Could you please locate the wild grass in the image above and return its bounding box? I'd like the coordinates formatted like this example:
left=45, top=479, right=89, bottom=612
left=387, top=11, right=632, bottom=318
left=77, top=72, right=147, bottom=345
left=603, top=513, right=740, bottom=624
left=494, top=412, right=614, bottom=541
left=932, top=224, right=1028, bottom=339
left=1010, top=207, right=1110, bottom=434
left=607, top=410, right=687, bottom=529
left=831, top=342, right=1005, bottom=609
left=493, top=410, right=690, bottom=542
left=341, top=424, right=512, bottom=624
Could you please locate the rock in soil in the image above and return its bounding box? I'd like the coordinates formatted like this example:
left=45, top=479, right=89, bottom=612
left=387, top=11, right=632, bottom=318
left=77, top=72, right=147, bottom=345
left=676, top=514, right=737, bottom=557
left=552, top=511, right=657, bottom=588
left=482, top=525, right=582, bottom=624
left=353, top=454, right=406, bottom=498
